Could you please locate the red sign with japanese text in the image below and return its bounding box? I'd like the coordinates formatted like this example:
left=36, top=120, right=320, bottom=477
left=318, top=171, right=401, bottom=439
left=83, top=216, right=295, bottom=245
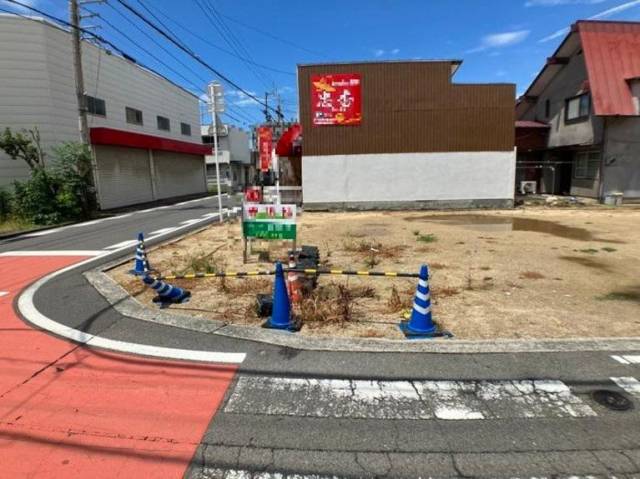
left=311, top=74, right=362, bottom=126
left=257, top=126, right=273, bottom=172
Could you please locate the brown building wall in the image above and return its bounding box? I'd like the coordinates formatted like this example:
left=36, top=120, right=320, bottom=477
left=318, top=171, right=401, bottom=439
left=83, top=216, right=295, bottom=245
left=298, top=61, right=516, bottom=156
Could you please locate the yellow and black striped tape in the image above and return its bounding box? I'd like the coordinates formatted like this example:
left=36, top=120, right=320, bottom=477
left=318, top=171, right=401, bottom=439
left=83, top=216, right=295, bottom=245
left=159, top=268, right=421, bottom=280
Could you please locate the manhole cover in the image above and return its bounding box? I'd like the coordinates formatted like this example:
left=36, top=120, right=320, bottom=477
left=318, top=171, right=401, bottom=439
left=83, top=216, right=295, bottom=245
left=591, top=390, right=633, bottom=411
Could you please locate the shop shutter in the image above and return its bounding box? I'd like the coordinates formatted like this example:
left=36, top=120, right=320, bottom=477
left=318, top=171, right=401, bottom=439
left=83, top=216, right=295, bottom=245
left=153, top=151, right=206, bottom=200
left=95, top=145, right=154, bottom=209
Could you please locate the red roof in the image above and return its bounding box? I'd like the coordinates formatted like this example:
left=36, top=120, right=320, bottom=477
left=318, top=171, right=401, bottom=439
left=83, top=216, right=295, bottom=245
left=578, top=21, right=640, bottom=116
left=90, top=128, right=210, bottom=156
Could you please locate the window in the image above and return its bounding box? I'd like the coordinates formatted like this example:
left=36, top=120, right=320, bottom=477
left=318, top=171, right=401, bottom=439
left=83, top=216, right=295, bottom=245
left=565, top=93, right=590, bottom=123
left=125, top=107, right=143, bottom=125
left=544, top=99, right=550, bottom=119
left=157, top=116, right=171, bottom=131
left=574, top=151, right=600, bottom=180
left=85, top=95, right=106, bottom=116
left=181, top=122, right=192, bottom=136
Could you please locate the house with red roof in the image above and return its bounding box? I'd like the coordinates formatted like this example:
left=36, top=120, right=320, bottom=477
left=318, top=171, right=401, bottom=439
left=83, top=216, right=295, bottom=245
left=516, top=20, right=640, bottom=202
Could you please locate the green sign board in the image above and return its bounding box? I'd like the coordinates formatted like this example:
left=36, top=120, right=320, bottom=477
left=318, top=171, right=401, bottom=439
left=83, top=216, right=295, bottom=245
left=242, top=204, right=297, bottom=241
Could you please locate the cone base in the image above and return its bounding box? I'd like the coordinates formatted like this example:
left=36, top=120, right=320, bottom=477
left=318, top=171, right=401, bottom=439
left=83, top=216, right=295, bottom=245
left=262, top=316, right=301, bottom=332
left=399, top=320, right=438, bottom=339
left=152, top=290, right=191, bottom=305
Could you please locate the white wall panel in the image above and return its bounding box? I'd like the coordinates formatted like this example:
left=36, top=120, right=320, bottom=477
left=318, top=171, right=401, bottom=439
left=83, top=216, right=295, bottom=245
left=303, top=151, right=516, bottom=204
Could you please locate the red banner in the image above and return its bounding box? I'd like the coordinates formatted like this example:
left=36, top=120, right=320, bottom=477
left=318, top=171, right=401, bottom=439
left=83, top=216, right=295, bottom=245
left=257, top=126, right=272, bottom=172
left=311, top=74, right=362, bottom=126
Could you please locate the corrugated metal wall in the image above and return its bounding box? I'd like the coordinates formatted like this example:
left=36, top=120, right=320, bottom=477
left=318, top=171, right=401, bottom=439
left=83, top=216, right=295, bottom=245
left=298, top=61, right=515, bottom=156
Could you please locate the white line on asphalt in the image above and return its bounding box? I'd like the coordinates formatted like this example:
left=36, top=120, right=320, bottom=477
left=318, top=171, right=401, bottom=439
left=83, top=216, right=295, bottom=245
left=148, top=227, right=179, bottom=236
left=104, top=240, right=138, bottom=250
left=611, top=355, right=640, bottom=365
left=611, top=377, right=640, bottom=397
left=16, top=208, right=245, bottom=364
left=22, top=228, right=66, bottom=237
left=179, top=219, right=202, bottom=226
left=69, top=218, right=107, bottom=228
left=0, top=291, right=8, bottom=297
left=224, top=377, right=596, bottom=420
left=0, top=250, right=106, bottom=257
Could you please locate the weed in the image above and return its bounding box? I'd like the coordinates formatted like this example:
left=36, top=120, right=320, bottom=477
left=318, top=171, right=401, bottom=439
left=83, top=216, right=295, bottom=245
left=257, top=250, right=271, bottom=262
left=520, top=271, right=545, bottom=280
left=579, top=248, right=599, bottom=254
left=386, top=285, right=406, bottom=313
left=480, top=266, right=491, bottom=271
left=364, top=252, right=380, bottom=269
left=413, top=230, right=420, bottom=236
left=342, top=239, right=404, bottom=259
left=601, top=247, right=617, bottom=253
left=218, top=277, right=271, bottom=295
left=416, top=233, right=437, bottom=243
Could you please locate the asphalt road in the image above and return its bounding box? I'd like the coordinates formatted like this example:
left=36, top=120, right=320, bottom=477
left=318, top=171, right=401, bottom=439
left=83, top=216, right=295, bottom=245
left=3, top=195, right=640, bottom=478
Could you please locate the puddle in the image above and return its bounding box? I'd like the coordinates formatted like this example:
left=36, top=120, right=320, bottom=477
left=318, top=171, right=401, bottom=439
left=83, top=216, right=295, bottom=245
left=405, top=214, right=593, bottom=241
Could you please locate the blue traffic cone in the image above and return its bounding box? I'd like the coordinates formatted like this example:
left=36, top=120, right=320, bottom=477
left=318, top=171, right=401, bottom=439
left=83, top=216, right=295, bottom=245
left=130, top=233, right=152, bottom=276
left=141, top=275, right=191, bottom=304
left=400, top=265, right=438, bottom=338
left=264, top=262, right=295, bottom=330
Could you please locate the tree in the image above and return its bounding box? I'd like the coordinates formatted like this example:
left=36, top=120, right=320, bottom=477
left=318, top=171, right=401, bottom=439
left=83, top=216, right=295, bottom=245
left=0, top=127, right=46, bottom=170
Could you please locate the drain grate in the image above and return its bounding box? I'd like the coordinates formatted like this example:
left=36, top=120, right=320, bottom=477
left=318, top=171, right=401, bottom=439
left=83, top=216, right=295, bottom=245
left=591, top=389, right=634, bottom=411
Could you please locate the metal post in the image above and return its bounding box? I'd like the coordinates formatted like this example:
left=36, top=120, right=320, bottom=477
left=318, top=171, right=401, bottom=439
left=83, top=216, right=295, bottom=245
left=70, top=0, right=89, bottom=145
left=209, top=82, right=224, bottom=224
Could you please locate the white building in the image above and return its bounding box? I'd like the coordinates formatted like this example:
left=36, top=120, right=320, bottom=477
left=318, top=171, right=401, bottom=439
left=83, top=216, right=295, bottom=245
left=201, top=124, right=252, bottom=191
left=0, top=15, right=208, bottom=209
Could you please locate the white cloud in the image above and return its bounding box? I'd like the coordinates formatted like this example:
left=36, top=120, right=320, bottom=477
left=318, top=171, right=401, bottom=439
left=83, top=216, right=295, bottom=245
left=539, top=0, right=640, bottom=42
left=228, top=89, right=259, bottom=107
left=373, top=49, right=385, bottom=57
left=391, top=48, right=400, bottom=55
left=467, top=30, right=530, bottom=53
left=525, top=0, right=607, bottom=6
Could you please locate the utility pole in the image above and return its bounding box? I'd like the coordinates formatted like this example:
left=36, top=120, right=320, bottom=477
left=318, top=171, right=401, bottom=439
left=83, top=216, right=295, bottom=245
left=263, top=92, right=272, bottom=123
left=70, top=0, right=89, bottom=145
left=208, top=82, right=225, bottom=223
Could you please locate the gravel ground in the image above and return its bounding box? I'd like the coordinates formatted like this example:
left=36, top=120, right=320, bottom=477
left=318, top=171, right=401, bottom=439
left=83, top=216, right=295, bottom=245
left=110, top=205, right=640, bottom=340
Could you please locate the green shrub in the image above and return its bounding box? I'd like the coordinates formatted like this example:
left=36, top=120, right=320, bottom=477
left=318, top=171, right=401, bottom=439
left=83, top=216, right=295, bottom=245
left=11, top=142, right=97, bottom=225
left=0, top=188, right=12, bottom=221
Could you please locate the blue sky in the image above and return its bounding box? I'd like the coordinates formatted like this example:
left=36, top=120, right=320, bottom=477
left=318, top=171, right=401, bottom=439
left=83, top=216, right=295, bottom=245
left=5, top=0, right=640, bottom=127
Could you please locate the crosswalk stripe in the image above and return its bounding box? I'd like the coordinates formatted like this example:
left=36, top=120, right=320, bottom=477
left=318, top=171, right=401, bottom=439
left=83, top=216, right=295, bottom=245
left=224, top=377, right=596, bottom=420
left=611, top=355, right=640, bottom=365
left=611, top=377, right=640, bottom=397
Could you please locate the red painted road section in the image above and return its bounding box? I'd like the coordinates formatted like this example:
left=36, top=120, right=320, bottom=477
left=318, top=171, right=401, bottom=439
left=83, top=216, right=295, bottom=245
left=0, top=256, right=237, bottom=478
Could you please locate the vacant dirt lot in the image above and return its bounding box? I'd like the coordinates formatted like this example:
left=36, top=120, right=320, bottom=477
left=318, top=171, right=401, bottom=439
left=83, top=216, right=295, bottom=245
left=110, top=206, right=640, bottom=340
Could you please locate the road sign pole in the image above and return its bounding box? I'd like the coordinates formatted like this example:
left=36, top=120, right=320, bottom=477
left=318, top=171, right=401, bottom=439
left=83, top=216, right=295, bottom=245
left=208, top=82, right=224, bottom=223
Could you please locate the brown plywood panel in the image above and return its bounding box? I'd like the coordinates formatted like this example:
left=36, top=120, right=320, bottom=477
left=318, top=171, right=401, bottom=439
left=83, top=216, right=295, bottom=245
left=298, top=62, right=515, bottom=156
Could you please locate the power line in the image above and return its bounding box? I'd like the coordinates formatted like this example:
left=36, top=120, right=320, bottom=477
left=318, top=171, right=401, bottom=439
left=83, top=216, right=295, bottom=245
left=202, top=0, right=274, bottom=88
left=113, top=0, right=279, bottom=115
left=134, top=0, right=294, bottom=76
left=191, top=0, right=270, bottom=91
left=102, top=4, right=210, bottom=86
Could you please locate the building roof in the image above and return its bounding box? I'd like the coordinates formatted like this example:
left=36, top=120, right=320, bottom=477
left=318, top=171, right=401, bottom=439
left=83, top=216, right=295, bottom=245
left=298, top=59, right=464, bottom=77
left=517, top=20, right=640, bottom=118
left=579, top=21, right=640, bottom=116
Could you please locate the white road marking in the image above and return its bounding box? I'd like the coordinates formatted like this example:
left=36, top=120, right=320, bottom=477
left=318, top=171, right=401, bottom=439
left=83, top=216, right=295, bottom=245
left=69, top=218, right=107, bottom=228
left=611, top=377, right=640, bottom=397
left=104, top=240, right=138, bottom=250
left=149, top=227, right=179, bottom=236
left=0, top=291, right=8, bottom=297
left=224, top=377, right=596, bottom=420
left=22, top=228, right=65, bottom=237
left=179, top=219, right=202, bottom=226
left=15, top=207, right=245, bottom=364
left=611, top=355, right=640, bottom=365
left=0, top=250, right=105, bottom=257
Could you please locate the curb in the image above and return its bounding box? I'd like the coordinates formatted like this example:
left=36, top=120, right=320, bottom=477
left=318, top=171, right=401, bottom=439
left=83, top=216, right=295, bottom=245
left=88, top=257, right=640, bottom=354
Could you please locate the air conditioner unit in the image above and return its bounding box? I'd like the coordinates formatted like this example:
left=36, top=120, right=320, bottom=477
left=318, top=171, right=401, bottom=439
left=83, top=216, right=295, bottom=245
left=520, top=181, right=537, bottom=195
